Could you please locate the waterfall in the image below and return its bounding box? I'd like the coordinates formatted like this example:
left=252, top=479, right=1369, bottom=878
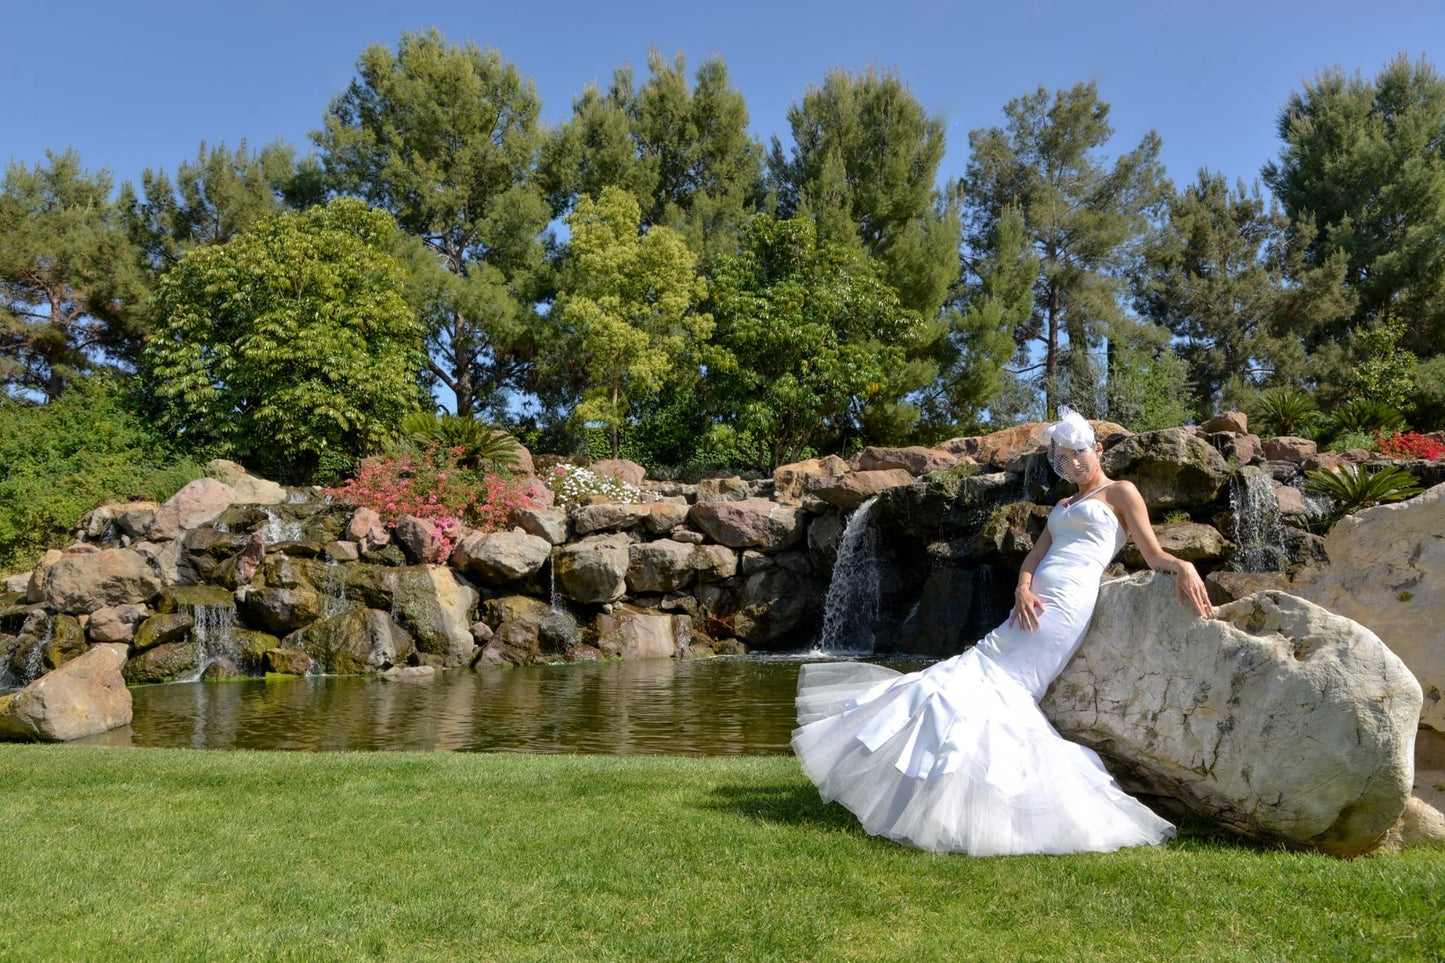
left=19, top=616, right=53, bottom=686
left=323, top=560, right=349, bottom=618
left=183, top=603, right=238, bottom=680
left=259, top=506, right=303, bottom=544
left=1228, top=467, right=1288, bottom=572
left=816, top=497, right=881, bottom=655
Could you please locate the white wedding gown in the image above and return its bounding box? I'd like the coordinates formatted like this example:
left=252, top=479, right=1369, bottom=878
left=793, top=495, right=1176, bottom=855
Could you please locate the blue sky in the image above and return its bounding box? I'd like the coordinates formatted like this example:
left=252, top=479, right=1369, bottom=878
left=2, top=0, right=1440, bottom=199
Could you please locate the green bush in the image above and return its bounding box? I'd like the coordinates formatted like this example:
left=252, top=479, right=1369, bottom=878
left=1251, top=387, right=1318, bottom=437
left=0, top=378, right=203, bottom=573
left=1303, top=463, right=1423, bottom=530
left=1325, top=431, right=1375, bottom=453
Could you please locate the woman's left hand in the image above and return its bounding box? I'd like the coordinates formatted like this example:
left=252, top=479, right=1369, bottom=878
left=1174, top=561, right=1213, bottom=618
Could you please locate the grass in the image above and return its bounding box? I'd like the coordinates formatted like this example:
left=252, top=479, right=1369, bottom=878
left=1, top=746, right=1442, bottom=962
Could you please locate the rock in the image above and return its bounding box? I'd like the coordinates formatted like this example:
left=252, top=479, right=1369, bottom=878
left=1261, top=436, right=1317, bottom=462
left=387, top=565, right=478, bottom=667
left=741, top=550, right=772, bottom=576
left=593, top=606, right=680, bottom=659
left=360, top=543, right=406, bottom=567
left=451, top=529, right=552, bottom=585
left=643, top=501, right=690, bottom=534
left=155, top=584, right=235, bottom=613
left=1375, top=797, right=1445, bottom=852
left=392, top=515, right=449, bottom=565
left=773, top=456, right=850, bottom=506
left=205, top=459, right=287, bottom=505
left=178, top=528, right=249, bottom=583
left=1201, top=411, right=1249, bottom=434
left=694, top=476, right=751, bottom=503
left=43, top=548, right=162, bottom=615
left=481, top=594, right=552, bottom=628
left=687, top=498, right=807, bottom=551
left=1298, top=481, right=1445, bottom=732
left=86, top=603, right=148, bottom=644
left=1042, top=574, right=1421, bottom=856
left=25, top=550, right=63, bottom=604
left=8, top=614, right=86, bottom=680
left=383, top=665, right=435, bottom=682
left=852, top=446, right=959, bottom=476
left=734, top=566, right=824, bottom=649
left=0, top=644, right=131, bottom=742
left=555, top=534, right=631, bottom=604
left=113, top=502, right=158, bottom=539
left=264, top=648, right=314, bottom=675
left=237, top=585, right=321, bottom=636
left=4, top=572, right=28, bottom=594
left=324, top=540, right=360, bottom=563
left=573, top=503, right=652, bottom=535
left=972, top=502, right=1051, bottom=562
left=132, top=612, right=195, bottom=653
left=470, top=620, right=494, bottom=644
left=1101, top=427, right=1232, bottom=513
left=345, top=507, right=389, bottom=552
left=123, top=640, right=202, bottom=684
left=691, top=544, right=738, bottom=583
left=511, top=507, right=569, bottom=544
left=671, top=529, right=705, bottom=545
left=806, top=512, right=846, bottom=574
left=809, top=470, right=915, bottom=512
left=473, top=619, right=540, bottom=666
left=1118, top=521, right=1231, bottom=568
left=1274, top=485, right=1309, bottom=517
left=563, top=644, right=604, bottom=662
left=1205, top=570, right=1292, bottom=605
left=286, top=605, right=414, bottom=674
left=627, top=540, right=698, bottom=594
left=1302, top=452, right=1350, bottom=472
left=151, top=478, right=237, bottom=541
left=1208, top=432, right=1261, bottom=465
left=590, top=458, right=646, bottom=487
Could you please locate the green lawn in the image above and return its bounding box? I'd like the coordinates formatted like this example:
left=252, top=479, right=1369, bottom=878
left=0, top=745, right=1441, bottom=962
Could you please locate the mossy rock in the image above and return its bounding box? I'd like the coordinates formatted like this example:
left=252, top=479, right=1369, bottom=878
left=286, top=604, right=413, bottom=674
left=133, top=612, right=195, bottom=653
left=339, top=564, right=395, bottom=610
left=272, top=541, right=324, bottom=559
left=258, top=555, right=326, bottom=591
left=181, top=527, right=249, bottom=560
left=233, top=628, right=281, bottom=668
left=972, top=501, right=1051, bottom=562
left=124, top=640, right=202, bottom=684
left=155, top=585, right=234, bottom=614
left=213, top=506, right=270, bottom=532
left=360, top=544, right=406, bottom=567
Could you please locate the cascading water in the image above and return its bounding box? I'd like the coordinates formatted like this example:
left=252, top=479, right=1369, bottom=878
left=1228, top=467, right=1288, bottom=571
left=183, top=603, right=238, bottom=680
left=19, top=616, right=53, bottom=685
left=260, top=506, right=303, bottom=544
left=816, top=497, right=881, bottom=655
left=322, top=560, right=349, bottom=618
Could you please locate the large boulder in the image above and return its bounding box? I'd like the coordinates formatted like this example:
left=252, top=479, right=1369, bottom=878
left=687, top=498, right=807, bottom=551
left=590, top=458, right=646, bottom=487
left=1042, top=573, right=1422, bottom=856
left=852, top=446, right=959, bottom=476
left=344, top=507, right=389, bottom=552
left=555, top=534, right=631, bottom=604
left=572, top=503, right=652, bottom=535
left=86, top=603, right=149, bottom=644
left=773, top=456, right=850, bottom=506
left=43, top=549, right=162, bottom=615
left=451, top=529, right=552, bottom=585
left=594, top=606, right=685, bottom=659
left=809, top=470, right=915, bottom=512
left=0, top=643, right=131, bottom=741
left=388, top=566, right=478, bottom=667
left=150, top=478, right=237, bottom=541
left=1101, top=427, right=1232, bottom=513
left=124, top=640, right=202, bottom=684
left=392, top=515, right=449, bottom=565
left=237, top=585, right=321, bottom=636
left=285, top=605, right=414, bottom=674
left=626, top=539, right=699, bottom=594
left=1117, top=521, right=1231, bottom=569
left=205, top=459, right=287, bottom=505
left=1299, top=481, right=1445, bottom=732
left=510, top=507, right=569, bottom=545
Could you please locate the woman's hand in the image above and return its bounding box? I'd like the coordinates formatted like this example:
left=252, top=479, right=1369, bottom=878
left=1010, top=584, right=1045, bottom=632
left=1174, top=560, right=1213, bottom=618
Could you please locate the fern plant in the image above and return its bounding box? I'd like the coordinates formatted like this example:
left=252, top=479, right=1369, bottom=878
left=1303, top=464, right=1423, bottom=528
left=1319, top=399, right=1406, bottom=441
left=1252, top=387, right=1318, bottom=437
left=395, top=412, right=521, bottom=471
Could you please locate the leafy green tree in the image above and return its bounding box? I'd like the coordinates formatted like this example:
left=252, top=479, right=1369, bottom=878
left=1102, top=334, right=1194, bottom=431
left=1264, top=55, right=1445, bottom=390
left=770, top=67, right=958, bottom=318
left=0, top=150, right=149, bottom=399
left=1134, top=171, right=1302, bottom=415
left=313, top=29, right=551, bottom=417
left=554, top=187, right=709, bottom=459
left=702, top=214, right=923, bottom=470
left=144, top=199, right=426, bottom=483
left=118, top=139, right=323, bottom=271
left=965, top=82, right=1168, bottom=418
left=539, top=50, right=764, bottom=266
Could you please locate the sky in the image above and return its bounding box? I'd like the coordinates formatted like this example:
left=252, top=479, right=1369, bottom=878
left=3, top=0, right=1442, bottom=201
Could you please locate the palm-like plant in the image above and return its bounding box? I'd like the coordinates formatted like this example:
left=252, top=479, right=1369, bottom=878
left=1320, top=399, right=1407, bottom=439
left=396, top=412, right=521, bottom=470
left=1303, top=464, right=1423, bottom=528
left=1252, top=387, right=1318, bottom=437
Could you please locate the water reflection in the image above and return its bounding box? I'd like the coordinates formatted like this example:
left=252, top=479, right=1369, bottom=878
left=73, top=657, right=930, bottom=755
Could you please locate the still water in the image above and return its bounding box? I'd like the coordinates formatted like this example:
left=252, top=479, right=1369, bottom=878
left=73, top=656, right=925, bottom=755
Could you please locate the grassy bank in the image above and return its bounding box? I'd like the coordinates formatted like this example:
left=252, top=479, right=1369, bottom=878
left=0, top=746, right=1441, bottom=961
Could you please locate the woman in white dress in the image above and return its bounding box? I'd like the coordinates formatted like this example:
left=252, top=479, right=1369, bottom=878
left=792, top=407, right=1214, bottom=855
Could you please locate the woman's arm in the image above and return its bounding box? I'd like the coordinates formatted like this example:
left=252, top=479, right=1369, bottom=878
left=1108, top=481, right=1213, bottom=618
left=1009, top=526, right=1053, bottom=631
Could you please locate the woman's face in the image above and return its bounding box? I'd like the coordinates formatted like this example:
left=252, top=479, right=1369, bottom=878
left=1050, top=443, right=1100, bottom=483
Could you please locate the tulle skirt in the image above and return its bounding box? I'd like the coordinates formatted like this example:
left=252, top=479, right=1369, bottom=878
left=792, top=653, right=1176, bottom=856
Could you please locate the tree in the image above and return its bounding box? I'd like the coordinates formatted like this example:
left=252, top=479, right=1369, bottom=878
left=1264, top=55, right=1445, bottom=372
left=144, top=199, right=426, bottom=483
left=1134, top=171, right=1303, bottom=415
left=118, top=139, right=323, bottom=271
left=965, top=82, right=1168, bottom=418
left=313, top=29, right=551, bottom=417
left=769, top=67, right=958, bottom=318
left=539, top=50, right=764, bottom=266
left=0, top=150, right=149, bottom=400
left=702, top=214, right=923, bottom=470
left=554, top=187, right=709, bottom=459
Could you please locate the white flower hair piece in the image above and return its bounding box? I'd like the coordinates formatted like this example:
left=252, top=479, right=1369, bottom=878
left=1042, top=404, right=1096, bottom=451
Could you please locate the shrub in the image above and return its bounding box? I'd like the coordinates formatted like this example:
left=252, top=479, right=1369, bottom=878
left=546, top=464, right=644, bottom=508
left=0, top=378, right=204, bottom=573
left=1251, top=388, right=1318, bottom=437
left=1372, top=431, right=1445, bottom=461
left=1303, top=464, right=1423, bottom=529
left=1318, top=399, right=1406, bottom=444
left=1326, top=431, right=1375, bottom=454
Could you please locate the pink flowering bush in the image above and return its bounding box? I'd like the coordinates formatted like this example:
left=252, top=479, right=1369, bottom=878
left=327, top=443, right=536, bottom=555
left=1372, top=431, right=1445, bottom=461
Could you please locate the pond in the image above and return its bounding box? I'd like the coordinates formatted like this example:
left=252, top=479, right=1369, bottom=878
left=74, top=655, right=929, bottom=755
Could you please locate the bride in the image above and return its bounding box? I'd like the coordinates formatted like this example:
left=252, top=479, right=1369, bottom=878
left=792, top=407, right=1214, bottom=855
